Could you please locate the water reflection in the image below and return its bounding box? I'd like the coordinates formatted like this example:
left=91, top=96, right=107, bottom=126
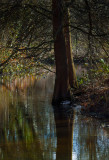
left=0, top=74, right=109, bottom=160
left=73, top=114, right=109, bottom=160
left=53, top=106, right=74, bottom=160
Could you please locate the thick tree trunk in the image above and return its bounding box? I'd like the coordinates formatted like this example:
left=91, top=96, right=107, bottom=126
left=64, top=8, right=78, bottom=88
left=52, top=0, right=71, bottom=105
left=52, top=0, right=77, bottom=105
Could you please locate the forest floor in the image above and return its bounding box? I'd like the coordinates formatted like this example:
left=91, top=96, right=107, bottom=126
left=73, top=64, right=109, bottom=120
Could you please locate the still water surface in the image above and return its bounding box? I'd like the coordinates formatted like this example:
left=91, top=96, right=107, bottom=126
left=0, top=74, right=109, bottom=160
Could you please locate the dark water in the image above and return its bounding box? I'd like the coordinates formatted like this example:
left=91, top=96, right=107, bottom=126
left=0, top=74, right=109, bottom=160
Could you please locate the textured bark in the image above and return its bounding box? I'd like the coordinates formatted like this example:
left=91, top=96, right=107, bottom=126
left=52, top=0, right=77, bottom=105
left=64, top=8, right=78, bottom=88
left=52, top=0, right=71, bottom=105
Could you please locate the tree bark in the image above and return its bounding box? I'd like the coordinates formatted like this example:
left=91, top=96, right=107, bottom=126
left=64, top=8, right=78, bottom=88
left=52, top=0, right=77, bottom=105
left=52, top=0, right=71, bottom=105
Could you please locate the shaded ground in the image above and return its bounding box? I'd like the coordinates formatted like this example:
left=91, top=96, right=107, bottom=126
left=73, top=77, right=109, bottom=119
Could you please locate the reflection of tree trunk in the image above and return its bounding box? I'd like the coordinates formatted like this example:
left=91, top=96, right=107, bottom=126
left=86, top=126, right=97, bottom=160
left=54, top=107, right=74, bottom=160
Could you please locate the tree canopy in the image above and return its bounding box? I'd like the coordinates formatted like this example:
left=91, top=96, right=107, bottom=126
left=0, top=0, right=109, bottom=69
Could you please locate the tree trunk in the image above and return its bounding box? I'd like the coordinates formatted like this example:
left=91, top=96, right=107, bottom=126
left=52, top=0, right=77, bottom=105
left=52, top=0, right=71, bottom=105
left=64, top=8, right=78, bottom=88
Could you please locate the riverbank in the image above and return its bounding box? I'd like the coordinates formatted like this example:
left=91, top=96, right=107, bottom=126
left=73, top=77, right=109, bottom=120
left=0, top=54, right=109, bottom=120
